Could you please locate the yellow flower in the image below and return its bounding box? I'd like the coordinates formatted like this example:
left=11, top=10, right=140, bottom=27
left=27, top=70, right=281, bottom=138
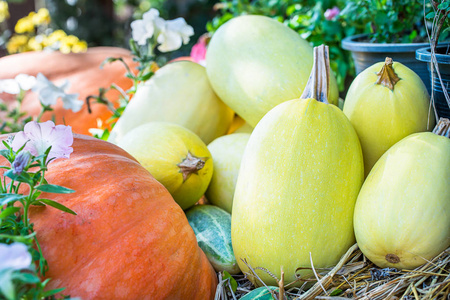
left=44, top=29, right=67, bottom=47
left=0, top=1, right=9, bottom=23
left=28, top=36, right=44, bottom=51
left=6, top=35, right=30, bottom=54
left=62, top=35, right=79, bottom=46
left=71, top=40, right=88, bottom=53
left=15, top=16, right=35, bottom=34
left=33, top=8, right=50, bottom=25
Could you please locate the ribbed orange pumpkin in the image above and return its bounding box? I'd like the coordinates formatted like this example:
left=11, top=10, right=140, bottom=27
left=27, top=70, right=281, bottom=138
left=2, top=134, right=217, bottom=299
left=0, top=47, right=137, bottom=135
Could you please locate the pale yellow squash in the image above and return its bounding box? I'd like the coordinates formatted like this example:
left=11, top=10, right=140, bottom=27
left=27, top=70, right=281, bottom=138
left=354, top=120, right=450, bottom=269
left=108, top=61, right=234, bottom=145
left=343, top=58, right=433, bottom=177
left=206, top=133, right=251, bottom=213
left=206, top=15, right=339, bottom=128
left=117, top=122, right=213, bottom=210
left=231, top=46, right=364, bottom=286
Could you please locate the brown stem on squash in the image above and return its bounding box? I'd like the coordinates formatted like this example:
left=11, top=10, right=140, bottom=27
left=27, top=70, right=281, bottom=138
left=278, top=267, right=284, bottom=300
left=432, top=118, right=450, bottom=138
left=300, top=45, right=331, bottom=104
left=376, top=57, right=400, bottom=91
left=177, top=152, right=206, bottom=182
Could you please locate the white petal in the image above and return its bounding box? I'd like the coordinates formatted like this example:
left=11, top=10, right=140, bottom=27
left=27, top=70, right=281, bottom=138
left=32, top=73, right=53, bottom=93
left=61, top=93, right=83, bottom=112
left=37, top=86, right=61, bottom=106
left=15, top=74, right=36, bottom=91
left=58, top=79, right=70, bottom=92
left=0, top=243, right=32, bottom=271
left=0, top=79, right=20, bottom=94
left=142, top=8, right=160, bottom=22
left=131, top=20, right=149, bottom=45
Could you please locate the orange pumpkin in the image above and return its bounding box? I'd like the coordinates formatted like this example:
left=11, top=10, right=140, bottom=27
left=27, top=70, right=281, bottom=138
left=0, top=47, right=138, bottom=135
left=2, top=134, right=217, bottom=299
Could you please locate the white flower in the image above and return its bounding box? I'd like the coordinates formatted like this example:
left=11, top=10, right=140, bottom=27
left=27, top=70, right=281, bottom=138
left=157, top=17, right=194, bottom=52
left=0, top=79, right=20, bottom=94
left=0, top=74, right=37, bottom=95
left=0, top=243, right=32, bottom=271
left=15, top=74, right=36, bottom=91
left=11, top=120, right=74, bottom=163
left=32, top=73, right=83, bottom=113
left=131, top=8, right=163, bottom=46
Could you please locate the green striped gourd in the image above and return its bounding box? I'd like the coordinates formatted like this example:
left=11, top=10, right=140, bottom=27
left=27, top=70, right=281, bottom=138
left=240, top=287, right=279, bottom=300
left=186, top=205, right=240, bottom=274
left=231, top=46, right=364, bottom=286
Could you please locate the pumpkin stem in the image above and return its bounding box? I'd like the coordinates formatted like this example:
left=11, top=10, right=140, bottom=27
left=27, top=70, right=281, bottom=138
left=177, top=152, right=206, bottom=182
left=300, top=45, right=331, bottom=104
left=376, top=57, right=400, bottom=91
left=432, top=118, right=450, bottom=138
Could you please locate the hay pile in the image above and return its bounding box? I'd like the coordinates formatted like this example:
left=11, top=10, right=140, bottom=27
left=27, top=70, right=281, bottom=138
left=215, top=245, right=450, bottom=299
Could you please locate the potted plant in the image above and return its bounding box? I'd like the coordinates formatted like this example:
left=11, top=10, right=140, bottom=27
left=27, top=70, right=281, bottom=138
left=416, top=0, right=450, bottom=120
left=340, top=0, right=432, bottom=91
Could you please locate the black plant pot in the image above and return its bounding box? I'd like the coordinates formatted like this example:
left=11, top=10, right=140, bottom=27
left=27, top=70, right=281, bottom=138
left=416, top=44, right=450, bottom=120
left=342, top=34, right=431, bottom=93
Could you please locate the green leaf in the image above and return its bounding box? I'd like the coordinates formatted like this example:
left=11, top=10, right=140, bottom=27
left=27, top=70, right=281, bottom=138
left=223, top=271, right=238, bottom=292
left=438, top=1, right=449, bottom=10
left=11, top=272, right=40, bottom=284
left=42, top=287, right=66, bottom=297
left=426, top=11, right=436, bottom=19
left=0, top=193, right=26, bottom=206
left=0, top=270, right=15, bottom=300
left=330, top=289, right=343, bottom=296
left=0, top=206, right=21, bottom=219
left=38, top=199, right=77, bottom=215
left=35, top=184, right=75, bottom=194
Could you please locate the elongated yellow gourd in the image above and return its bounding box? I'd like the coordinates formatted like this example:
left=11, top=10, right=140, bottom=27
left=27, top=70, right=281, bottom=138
left=206, top=15, right=339, bottom=128
left=354, top=119, right=450, bottom=269
left=108, top=61, right=234, bottom=145
left=343, top=58, right=433, bottom=177
left=206, top=133, right=251, bottom=213
left=231, top=46, right=364, bottom=286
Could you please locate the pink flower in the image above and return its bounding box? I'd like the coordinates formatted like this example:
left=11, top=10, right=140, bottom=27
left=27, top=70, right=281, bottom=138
left=190, top=34, right=208, bottom=66
left=12, top=121, right=73, bottom=163
left=324, top=6, right=340, bottom=21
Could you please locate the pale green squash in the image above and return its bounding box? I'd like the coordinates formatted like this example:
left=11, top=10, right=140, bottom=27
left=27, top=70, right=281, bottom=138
left=354, top=120, right=450, bottom=269
left=206, top=15, right=339, bottom=128
left=206, top=133, right=251, bottom=213
left=186, top=204, right=240, bottom=274
left=343, top=58, right=433, bottom=177
left=231, top=46, right=364, bottom=286
left=117, top=122, right=213, bottom=210
left=108, top=61, right=234, bottom=145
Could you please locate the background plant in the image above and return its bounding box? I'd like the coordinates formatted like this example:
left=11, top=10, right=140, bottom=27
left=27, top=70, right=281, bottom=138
left=339, top=0, right=429, bottom=44
left=0, top=121, right=76, bottom=299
